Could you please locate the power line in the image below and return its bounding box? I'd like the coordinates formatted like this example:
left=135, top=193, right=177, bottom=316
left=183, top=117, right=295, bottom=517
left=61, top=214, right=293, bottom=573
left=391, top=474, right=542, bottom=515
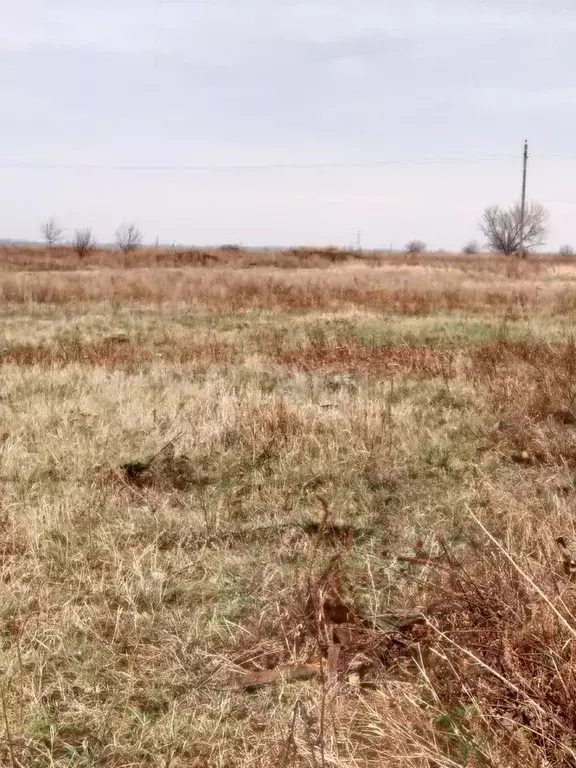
left=150, top=0, right=371, bottom=3
left=156, top=0, right=362, bottom=4
left=0, top=153, right=516, bottom=173
left=519, top=140, right=528, bottom=258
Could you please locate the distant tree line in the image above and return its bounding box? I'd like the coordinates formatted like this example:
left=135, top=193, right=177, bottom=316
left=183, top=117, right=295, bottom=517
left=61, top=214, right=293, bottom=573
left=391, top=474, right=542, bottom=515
left=404, top=199, right=570, bottom=258
left=40, top=219, right=144, bottom=258
left=38, top=204, right=573, bottom=259
left=479, top=201, right=548, bottom=257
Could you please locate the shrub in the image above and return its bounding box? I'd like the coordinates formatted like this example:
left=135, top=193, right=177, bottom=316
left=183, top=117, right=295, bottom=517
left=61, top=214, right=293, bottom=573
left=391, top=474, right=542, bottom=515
left=462, top=240, right=479, bottom=255
left=405, top=239, right=427, bottom=255
left=73, top=228, right=96, bottom=259
left=116, top=224, right=143, bottom=254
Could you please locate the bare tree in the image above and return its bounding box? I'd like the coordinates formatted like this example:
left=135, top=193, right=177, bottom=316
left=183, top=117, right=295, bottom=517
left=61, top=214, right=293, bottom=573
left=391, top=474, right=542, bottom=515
left=559, top=244, right=575, bottom=257
left=479, top=201, right=548, bottom=256
left=116, top=223, right=143, bottom=254
left=41, top=217, right=64, bottom=247
left=405, top=239, right=427, bottom=255
left=462, top=240, right=479, bottom=255
left=73, top=228, right=96, bottom=259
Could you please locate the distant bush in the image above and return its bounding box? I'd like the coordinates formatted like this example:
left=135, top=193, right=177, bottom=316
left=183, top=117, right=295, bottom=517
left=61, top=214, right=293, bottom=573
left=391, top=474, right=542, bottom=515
left=73, top=228, right=96, bottom=259
left=559, top=244, right=575, bottom=257
left=220, top=244, right=244, bottom=253
left=173, top=249, right=219, bottom=266
left=462, top=240, right=479, bottom=255
left=285, top=246, right=356, bottom=264
left=116, top=223, right=143, bottom=254
left=41, top=217, right=64, bottom=247
left=405, top=239, right=427, bottom=255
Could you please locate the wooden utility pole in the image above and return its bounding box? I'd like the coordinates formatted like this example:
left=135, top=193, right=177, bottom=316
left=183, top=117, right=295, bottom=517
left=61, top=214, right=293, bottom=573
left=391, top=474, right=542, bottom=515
left=519, top=140, right=528, bottom=258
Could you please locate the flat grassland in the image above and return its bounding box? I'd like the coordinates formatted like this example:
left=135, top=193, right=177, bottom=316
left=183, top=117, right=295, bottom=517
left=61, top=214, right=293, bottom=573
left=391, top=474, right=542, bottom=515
left=3, top=248, right=576, bottom=767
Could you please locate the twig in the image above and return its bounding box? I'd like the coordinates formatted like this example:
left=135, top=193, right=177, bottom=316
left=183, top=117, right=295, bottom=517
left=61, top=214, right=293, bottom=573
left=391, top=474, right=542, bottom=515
left=307, top=496, right=331, bottom=586
left=318, top=658, right=327, bottom=768
left=0, top=684, right=16, bottom=768
left=425, top=618, right=559, bottom=723
left=467, top=507, right=576, bottom=637
left=13, top=628, right=24, bottom=732
left=306, top=496, right=332, bottom=768
left=280, top=700, right=301, bottom=768
left=142, top=432, right=184, bottom=469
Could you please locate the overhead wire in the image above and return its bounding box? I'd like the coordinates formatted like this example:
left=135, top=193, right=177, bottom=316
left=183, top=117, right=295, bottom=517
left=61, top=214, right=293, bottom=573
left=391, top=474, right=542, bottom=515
left=0, top=153, right=519, bottom=173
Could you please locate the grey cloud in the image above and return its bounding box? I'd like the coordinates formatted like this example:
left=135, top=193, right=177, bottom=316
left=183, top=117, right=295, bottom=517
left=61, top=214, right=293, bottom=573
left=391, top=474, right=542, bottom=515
left=2, top=0, right=576, bottom=247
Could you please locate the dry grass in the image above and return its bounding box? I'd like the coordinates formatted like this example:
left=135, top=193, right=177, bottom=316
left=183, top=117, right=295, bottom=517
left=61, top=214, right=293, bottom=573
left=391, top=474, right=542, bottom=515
left=0, top=244, right=370, bottom=272
left=3, top=244, right=576, bottom=273
left=1, top=261, right=576, bottom=315
left=2, top=257, right=576, bottom=765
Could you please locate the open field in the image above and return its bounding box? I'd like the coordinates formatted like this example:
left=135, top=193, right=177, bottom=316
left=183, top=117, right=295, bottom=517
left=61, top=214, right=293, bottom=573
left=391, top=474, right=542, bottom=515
left=3, top=249, right=576, bottom=766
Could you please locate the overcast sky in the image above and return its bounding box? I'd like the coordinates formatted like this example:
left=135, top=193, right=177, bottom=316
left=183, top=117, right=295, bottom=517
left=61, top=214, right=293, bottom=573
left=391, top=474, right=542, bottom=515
left=2, top=0, right=576, bottom=249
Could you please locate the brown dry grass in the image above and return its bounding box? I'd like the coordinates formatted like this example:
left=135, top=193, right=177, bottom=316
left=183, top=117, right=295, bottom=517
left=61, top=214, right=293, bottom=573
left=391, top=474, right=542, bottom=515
left=276, top=344, right=457, bottom=379
left=3, top=244, right=576, bottom=273
left=1, top=260, right=576, bottom=315
left=0, top=244, right=370, bottom=272
left=2, top=259, right=576, bottom=766
left=0, top=337, right=240, bottom=368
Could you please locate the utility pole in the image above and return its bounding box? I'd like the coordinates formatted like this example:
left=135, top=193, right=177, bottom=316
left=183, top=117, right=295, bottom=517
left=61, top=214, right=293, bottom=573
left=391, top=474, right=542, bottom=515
left=356, top=229, right=362, bottom=252
left=519, top=139, right=528, bottom=258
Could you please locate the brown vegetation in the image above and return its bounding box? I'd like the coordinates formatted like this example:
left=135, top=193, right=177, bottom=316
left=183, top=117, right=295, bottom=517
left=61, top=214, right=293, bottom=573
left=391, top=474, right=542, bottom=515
left=0, top=261, right=575, bottom=316
left=1, top=243, right=576, bottom=273
left=0, top=337, right=239, bottom=368
left=1, top=255, right=576, bottom=765
left=276, top=344, right=456, bottom=378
